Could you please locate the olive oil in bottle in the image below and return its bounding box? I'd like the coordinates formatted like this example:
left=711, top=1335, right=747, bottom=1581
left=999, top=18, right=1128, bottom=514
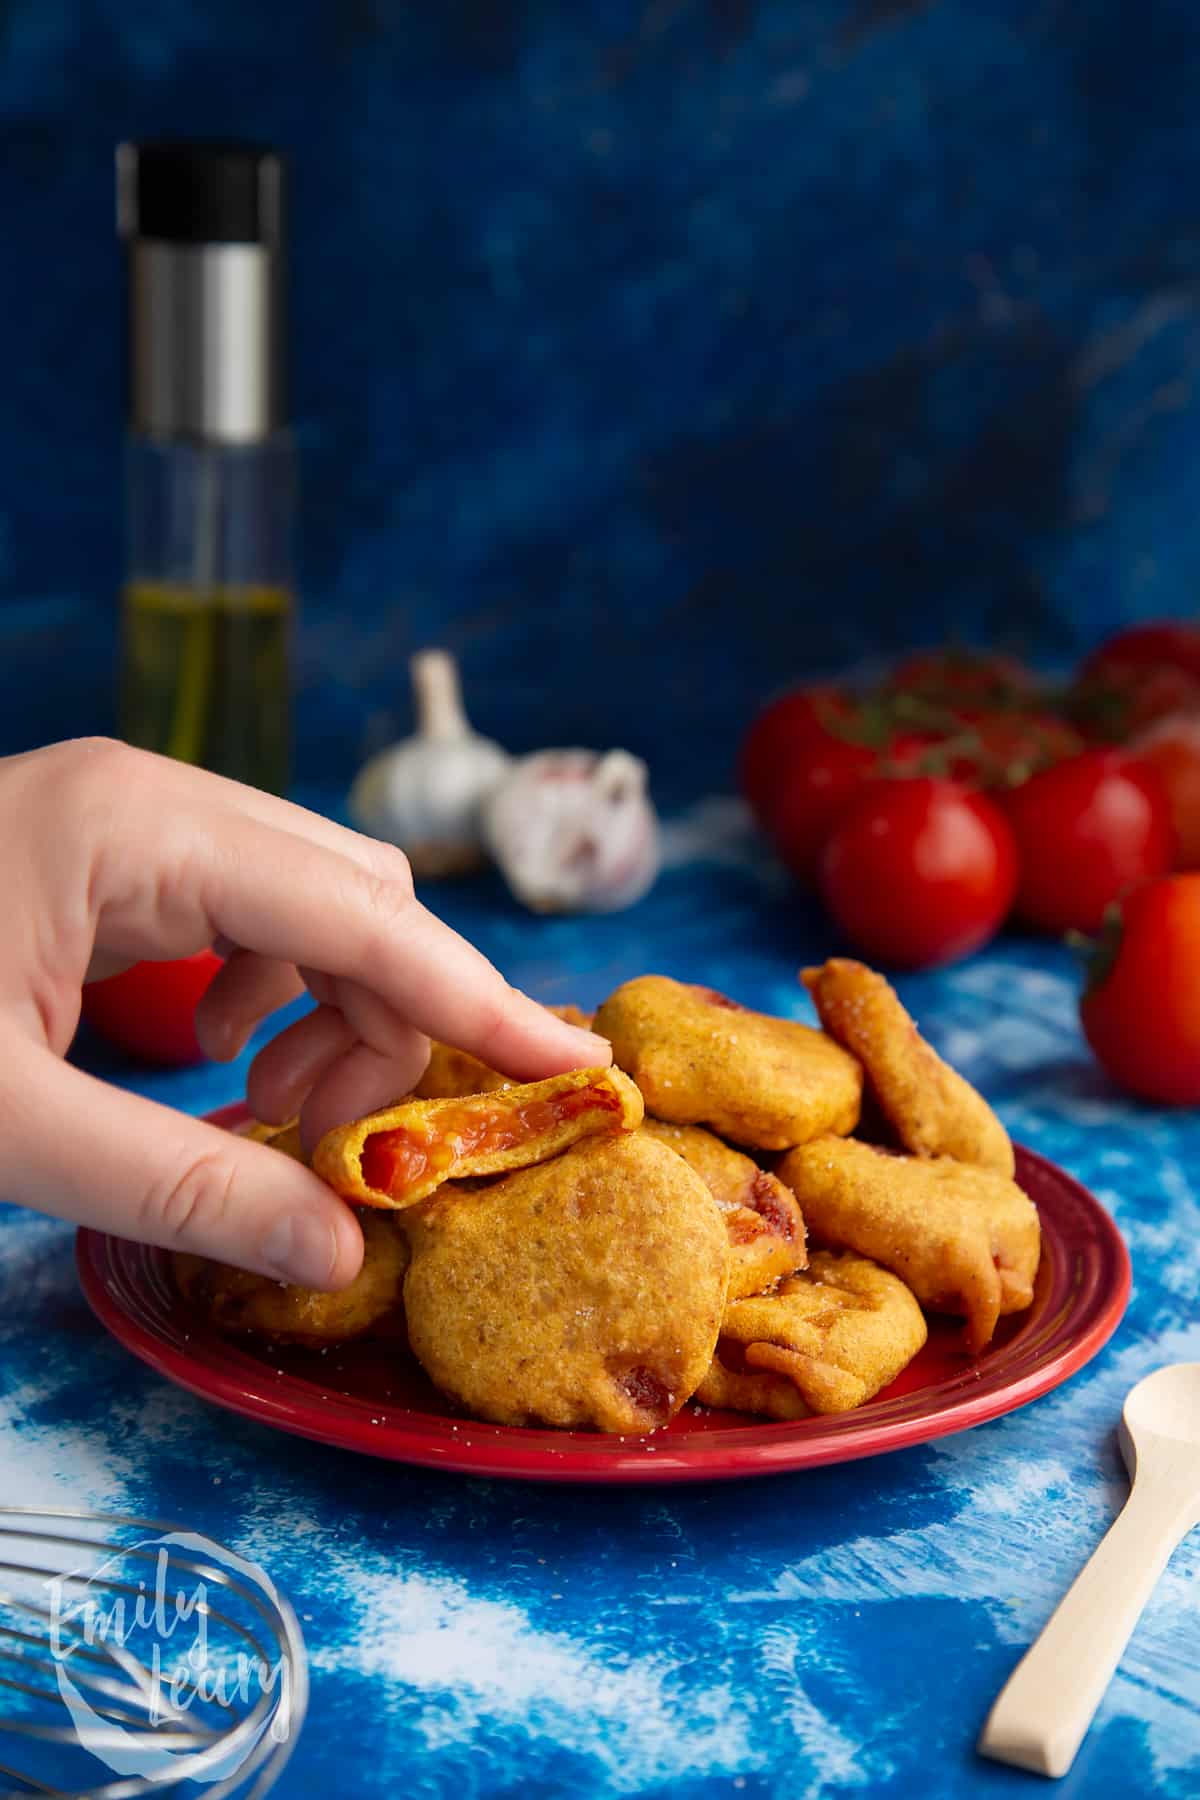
left=117, top=142, right=293, bottom=794
left=121, top=579, right=290, bottom=792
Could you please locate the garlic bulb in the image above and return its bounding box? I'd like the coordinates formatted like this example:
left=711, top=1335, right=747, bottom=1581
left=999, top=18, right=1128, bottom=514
left=350, top=650, right=511, bottom=875
left=482, top=748, right=660, bottom=914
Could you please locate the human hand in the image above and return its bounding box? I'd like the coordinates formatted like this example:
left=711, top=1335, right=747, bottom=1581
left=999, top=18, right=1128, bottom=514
left=0, top=739, right=610, bottom=1288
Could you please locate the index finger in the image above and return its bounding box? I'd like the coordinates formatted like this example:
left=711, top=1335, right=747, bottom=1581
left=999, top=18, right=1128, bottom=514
left=123, top=813, right=611, bottom=1081
left=352, top=903, right=613, bottom=1080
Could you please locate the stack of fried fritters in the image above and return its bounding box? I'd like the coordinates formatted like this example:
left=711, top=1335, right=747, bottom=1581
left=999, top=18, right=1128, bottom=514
left=174, top=960, right=1040, bottom=1435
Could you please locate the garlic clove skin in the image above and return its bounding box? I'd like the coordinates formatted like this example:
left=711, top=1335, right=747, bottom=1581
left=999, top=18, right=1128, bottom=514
left=350, top=736, right=511, bottom=875
left=349, top=650, right=512, bottom=877
left=482, top=748, right=660, bottom=914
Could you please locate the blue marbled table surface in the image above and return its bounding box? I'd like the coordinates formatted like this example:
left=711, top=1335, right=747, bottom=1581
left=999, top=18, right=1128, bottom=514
left=2, top=794, right=1198, bottom=1800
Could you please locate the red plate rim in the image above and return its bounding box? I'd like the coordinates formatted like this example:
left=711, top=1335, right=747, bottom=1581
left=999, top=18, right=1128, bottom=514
left=76, top=1106, right=1131, bottom=1484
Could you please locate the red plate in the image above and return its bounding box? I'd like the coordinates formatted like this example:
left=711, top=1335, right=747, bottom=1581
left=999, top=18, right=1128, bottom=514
left=77, top=1106, right=1131, bottom=1484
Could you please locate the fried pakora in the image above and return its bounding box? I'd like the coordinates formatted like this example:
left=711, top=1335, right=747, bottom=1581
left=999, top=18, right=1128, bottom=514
left=414, top=1005, right=594, bottom=1101
left=240, top=1118, right=305, bottom=1160
left=695, top=1250, right=928, bottom=1418
left=403, top=1133, right=730, bottom=1432
left=243, top=1117, right=280, bottom=1145
left=212, top=955, right=1043, bottom=1430
left=592, top=975, right=862, bottom=1150
left=314, top=1065, right=643, bottom=1209
left=173, top=1209, right=409, bottom=1343
left=777, top=1137, right=1040, bottom=1353
left=802, top=959, right=1014, bottom=1176
left=641, top=1119, right=807, bottom=1299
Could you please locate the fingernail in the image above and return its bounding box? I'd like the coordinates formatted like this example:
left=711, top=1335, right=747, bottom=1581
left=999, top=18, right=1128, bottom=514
left=576, top=1030, right=612, bottom=1063
left=260, top=1213, right=338, bottom=1288
left=196, top=1010, right=248, bottom=1064
left=212, top=1023, right=250, bottom=1063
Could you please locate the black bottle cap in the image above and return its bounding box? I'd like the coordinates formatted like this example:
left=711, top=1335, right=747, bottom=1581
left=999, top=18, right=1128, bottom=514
left=116, top=141, right=284, bottom=246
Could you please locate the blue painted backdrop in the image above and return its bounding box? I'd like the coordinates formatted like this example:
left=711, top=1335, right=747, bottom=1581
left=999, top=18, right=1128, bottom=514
left=2, top=0, right=1200, bottom=798
left=4, top=14, right=1200, bottom=1792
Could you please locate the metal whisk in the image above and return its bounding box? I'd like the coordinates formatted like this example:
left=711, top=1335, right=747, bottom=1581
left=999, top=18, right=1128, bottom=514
left=0, top=1508, right=307, bottom=1799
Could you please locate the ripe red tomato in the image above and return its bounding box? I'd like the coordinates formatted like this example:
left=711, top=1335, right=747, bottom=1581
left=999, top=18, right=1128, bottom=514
left=1130, top=715, right=1200, bottom=870
left=738, top=684, right=856, bottom=824
left=1001, top=751, right=1175, bottom=935
left=818, top=777, right=1019, bottom=968
left=1082, top=621, right=1200, bottom=683
left=762, top=732, right=879, bottom=882
left=79, top=950, right=224, bottom=1067
left=1080, top=874, right=1200, bottom=1104
left=1074, top=623, right=1200, bottom=741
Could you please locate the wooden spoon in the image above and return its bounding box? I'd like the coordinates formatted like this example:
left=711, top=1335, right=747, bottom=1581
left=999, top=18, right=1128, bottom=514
left=979, top=1362, right=1200, bottom=1778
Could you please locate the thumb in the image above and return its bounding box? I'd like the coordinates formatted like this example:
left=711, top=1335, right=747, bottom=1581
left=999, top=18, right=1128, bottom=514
left=2, top=1043, right=363, bottom=1288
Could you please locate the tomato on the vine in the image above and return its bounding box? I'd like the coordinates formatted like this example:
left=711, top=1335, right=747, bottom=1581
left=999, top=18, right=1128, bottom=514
left=1082, top=621, right=1200, bottom=683
left=818, top=777, right=1018, bottom=969
left=1080, top=874, right=1200, bottom=1104
left=761, top=732, right=880, bottom=882
left=938, top=709, right=1083, bottom=789
left=1129, top=714, right=1200, bottom=870
left=79, top=950, right=223, bottom=1067
left=738, top=684, right=856, bottom=826
left=884, top=647, right=1034, bottom=710
left=1001, top=751, right=1174, bottom=935
left=1072, top=622, right=1200, bottom=741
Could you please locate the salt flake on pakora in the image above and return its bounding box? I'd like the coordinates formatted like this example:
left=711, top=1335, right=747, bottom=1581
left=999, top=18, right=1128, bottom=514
left=696, top=1249, right=927, bottom=1418
left=593, top=975, right=862, bottom=1150
left=402, top=1132, right=730, bottom=1433
left=802, top=959, right=1014, bottom=1176
left=777, top=1136, right=1040, bottom=1353
left=641, top=1119, right=807, bottom=1299
left=313, top=1065, right=642, bottom=1209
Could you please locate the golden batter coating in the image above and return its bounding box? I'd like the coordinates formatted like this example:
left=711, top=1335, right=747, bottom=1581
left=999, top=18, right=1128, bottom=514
left=240, top=1118, right=306, bottom=1160
left=695, top=1250, right=928, bottom=1418
left=313, top=1065, right=643, bottom=1209
left=173, top=1209, right=409, bottom=1343
left=415, top=1005, right=595, bottom=1101
left=265, top=1119, right=305, bottom=1162
left=414, top=1044, right=507, bottom=1101
left=403, top=1133, right=730, bottom=1433
left=777, top=1137, right=1040, bottom=1354
left=641, top=1119, right=807, bottom=1299
left=243, top=1117, right=281, bottom=1145
left=592, top=976, right=862, bottom=1151
left=802, top=959, right=1014, bottom=1176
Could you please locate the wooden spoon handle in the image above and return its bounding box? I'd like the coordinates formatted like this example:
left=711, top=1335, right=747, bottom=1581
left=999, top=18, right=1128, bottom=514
left=978, top=1482, right=1192, bottom=1778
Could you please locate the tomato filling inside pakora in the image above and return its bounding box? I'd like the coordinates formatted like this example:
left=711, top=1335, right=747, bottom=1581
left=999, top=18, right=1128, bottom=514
left=721, top=1171, right=801, bottom=1245
left=609, top=1362, right=674, bottom=1424
left=692, top=985, right=745, bottom=1011
left=360, top=1083, right=622, bottom=1197
left=747, top=1170, right=798, bottom=1237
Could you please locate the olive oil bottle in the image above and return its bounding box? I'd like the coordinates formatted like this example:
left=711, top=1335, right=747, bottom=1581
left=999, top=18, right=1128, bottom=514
left=121, top=577, right=291, bottom=793
left=117, top=143, right=293, bottom=794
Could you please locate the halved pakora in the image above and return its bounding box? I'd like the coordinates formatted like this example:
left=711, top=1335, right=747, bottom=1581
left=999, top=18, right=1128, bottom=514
left=403, top=1133, right=730, bottom=1432
left=641, top=1119, right=807, bottom=1299
left=415, top=1005, right=595, bottom=1101
left=313, top=1065, right=643, bottom=1209
left=696, top=1250, right=927, bottom=1418
left=802, top=959, right=1014, bottom=1176
left=173, top=1209, right=409, bottom=1344
left=593, top=976, right=862, bottom=1151
left=777, top=1137, right=1040, bottom=1353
